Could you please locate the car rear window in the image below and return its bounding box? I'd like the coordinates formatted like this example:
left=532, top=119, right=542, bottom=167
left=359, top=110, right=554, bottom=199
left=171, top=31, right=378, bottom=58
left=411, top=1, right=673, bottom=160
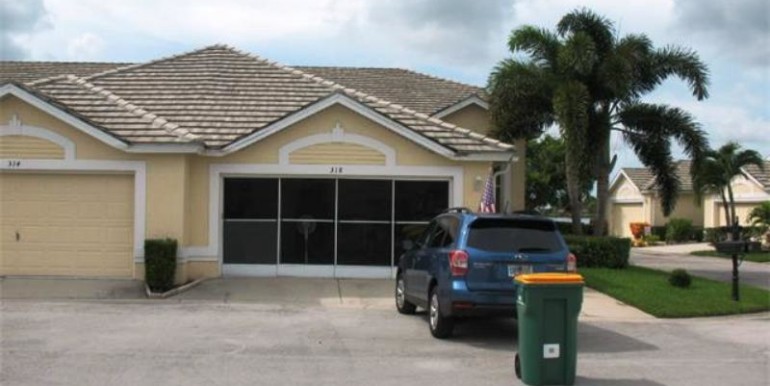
left=466, top=218, right=563, bottom=253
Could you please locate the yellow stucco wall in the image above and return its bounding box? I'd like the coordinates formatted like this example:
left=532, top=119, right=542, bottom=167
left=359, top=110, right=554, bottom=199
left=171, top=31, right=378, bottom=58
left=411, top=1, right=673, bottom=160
left=289, top=142, right=386, bottom=165
left=441, top=104, right=490, bottom=135
left=702, top=175, right=769, bottom=227
left=3, top=96, right=506, bottom=280
left=0, top=135, right=64, bottom=159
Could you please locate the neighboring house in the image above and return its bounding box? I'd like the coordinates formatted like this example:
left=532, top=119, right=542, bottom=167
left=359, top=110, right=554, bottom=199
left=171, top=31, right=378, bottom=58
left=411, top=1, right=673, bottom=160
left=608, top=161, right=702, bottom=238
left=702, top=161, right=770, bottom=228
left=608, top=160, right=770, bottom=237
left=0, top=45, right=526, bottom=281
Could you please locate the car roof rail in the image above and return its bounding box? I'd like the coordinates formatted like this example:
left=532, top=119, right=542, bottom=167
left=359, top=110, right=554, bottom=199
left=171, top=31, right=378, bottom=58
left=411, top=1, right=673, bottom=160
left=442, top=207, right=472, bottom=214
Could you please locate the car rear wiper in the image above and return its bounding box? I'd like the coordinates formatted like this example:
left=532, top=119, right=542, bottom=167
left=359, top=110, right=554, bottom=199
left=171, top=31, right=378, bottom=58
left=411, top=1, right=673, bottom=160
left=517, top=247, right=552, bottom=253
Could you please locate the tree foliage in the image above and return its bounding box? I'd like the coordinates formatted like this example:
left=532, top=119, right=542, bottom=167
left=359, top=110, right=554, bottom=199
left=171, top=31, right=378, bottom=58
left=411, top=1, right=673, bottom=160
left=488, top=7, right=710, bottom=235
left=526, top=135, right=594, bottom=214
left=693, top=142, right=765, bottom=228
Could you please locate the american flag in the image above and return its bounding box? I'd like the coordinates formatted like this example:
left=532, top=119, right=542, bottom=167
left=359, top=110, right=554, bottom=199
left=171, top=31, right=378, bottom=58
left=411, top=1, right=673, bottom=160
left=479, top=170, right=496, bottom=213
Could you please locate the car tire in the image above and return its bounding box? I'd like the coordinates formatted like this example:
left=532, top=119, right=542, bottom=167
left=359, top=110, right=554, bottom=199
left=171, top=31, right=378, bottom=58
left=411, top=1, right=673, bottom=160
left=395, top=273, right=417, bottom=315
left=428, top=286, right=454, bottom=339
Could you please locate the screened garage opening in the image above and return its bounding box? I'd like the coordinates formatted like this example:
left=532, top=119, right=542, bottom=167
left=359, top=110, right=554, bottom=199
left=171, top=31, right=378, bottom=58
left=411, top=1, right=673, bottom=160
left=222, top=177, right=449, bottom=276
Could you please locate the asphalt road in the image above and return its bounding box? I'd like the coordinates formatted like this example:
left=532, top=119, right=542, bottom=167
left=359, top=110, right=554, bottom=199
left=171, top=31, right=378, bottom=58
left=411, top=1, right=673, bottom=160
left=630, top=246, right=770, bottom=290
left=2, top=298, right=768, bottom=386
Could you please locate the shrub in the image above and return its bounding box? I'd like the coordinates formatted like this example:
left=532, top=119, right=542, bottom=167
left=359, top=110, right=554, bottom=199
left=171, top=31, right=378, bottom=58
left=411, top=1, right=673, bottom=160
left=629, top=222, right=649, bottom=239
left=668, top=269, right=692, bottom=288
left=704, top=226, right=764, bottom=244
left=666, top=218, right=693, bottom=243
left=564, top=235, right=631, bottom=269
left=650, top=226, right=667, bottom=240
left=642, top=234, right=661, bottom=244
left=145, top=238, right=178, bottom=292
left=554, top=221, right=593, bottom=236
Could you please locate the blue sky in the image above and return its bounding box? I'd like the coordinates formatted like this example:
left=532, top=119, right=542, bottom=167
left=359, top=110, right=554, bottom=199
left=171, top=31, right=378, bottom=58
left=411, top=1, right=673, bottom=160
left=2, top=0, right=768, bottom=172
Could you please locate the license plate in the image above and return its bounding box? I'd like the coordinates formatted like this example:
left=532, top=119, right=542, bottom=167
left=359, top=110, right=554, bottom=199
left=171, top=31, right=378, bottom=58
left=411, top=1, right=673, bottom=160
left=508, top=264, right=532, bottom=277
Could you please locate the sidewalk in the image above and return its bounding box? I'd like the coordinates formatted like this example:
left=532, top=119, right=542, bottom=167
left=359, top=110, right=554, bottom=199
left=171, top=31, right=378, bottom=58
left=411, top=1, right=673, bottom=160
left=630, top=243, right=770, bottom=290
left=1, top=276, right=654, bottom=321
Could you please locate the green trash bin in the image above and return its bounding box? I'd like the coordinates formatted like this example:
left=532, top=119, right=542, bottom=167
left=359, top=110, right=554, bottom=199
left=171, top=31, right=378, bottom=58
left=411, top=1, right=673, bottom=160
left=514, top=273, right=584, bottom=386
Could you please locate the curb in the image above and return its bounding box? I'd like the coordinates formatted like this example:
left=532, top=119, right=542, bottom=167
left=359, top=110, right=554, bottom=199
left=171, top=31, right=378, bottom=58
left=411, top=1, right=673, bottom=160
left=145, top=278, right=207, bottom=299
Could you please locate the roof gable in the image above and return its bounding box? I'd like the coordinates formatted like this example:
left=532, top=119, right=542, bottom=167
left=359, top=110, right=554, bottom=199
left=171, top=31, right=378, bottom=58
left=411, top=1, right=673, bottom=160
left=742, top=161, right=770, bottom=190
left=15, top=45, right=511, bottom=157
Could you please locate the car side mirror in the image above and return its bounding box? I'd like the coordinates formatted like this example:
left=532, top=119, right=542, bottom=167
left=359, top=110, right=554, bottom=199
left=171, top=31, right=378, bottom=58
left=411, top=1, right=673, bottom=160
left=402, top=239, right=415, bottom=251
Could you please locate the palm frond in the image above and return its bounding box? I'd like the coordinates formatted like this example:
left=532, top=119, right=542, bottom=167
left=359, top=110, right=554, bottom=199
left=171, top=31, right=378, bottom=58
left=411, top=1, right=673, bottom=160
left=487, top=59, right=555, bottom=140
left=652, top=46, right=710, bottom=100
left=557, top=8, right=615, bottom=55
left=508, top=26, right=560, bottom=65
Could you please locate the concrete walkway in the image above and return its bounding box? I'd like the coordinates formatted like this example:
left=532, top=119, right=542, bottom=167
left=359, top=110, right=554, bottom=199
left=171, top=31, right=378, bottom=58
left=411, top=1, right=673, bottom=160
left=631, top=243, right=770, bottom=290
left=0, top=276, right=653, bottom=321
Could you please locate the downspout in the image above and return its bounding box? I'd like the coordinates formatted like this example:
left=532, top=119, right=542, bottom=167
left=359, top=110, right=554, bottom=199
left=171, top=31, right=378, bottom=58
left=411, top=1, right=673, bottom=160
left=493, top=153, right=517, bottom=213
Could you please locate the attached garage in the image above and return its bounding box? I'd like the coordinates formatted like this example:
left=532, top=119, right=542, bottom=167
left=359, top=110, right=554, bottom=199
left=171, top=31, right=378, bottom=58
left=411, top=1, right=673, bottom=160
left=222, top=177, right=449, bottom=277
left=0, top=173, right=134, bottom=277
left=610, top=203, right=644, bottom=238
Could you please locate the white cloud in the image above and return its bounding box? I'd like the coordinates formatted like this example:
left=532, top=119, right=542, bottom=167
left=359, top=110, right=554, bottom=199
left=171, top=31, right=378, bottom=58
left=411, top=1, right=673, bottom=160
left=66, top=33, right=104, bottom=60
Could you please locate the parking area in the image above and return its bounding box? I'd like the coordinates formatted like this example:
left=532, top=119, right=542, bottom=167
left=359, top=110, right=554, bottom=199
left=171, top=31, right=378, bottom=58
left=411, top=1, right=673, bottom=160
left=1, top=277, right=768, bottom=386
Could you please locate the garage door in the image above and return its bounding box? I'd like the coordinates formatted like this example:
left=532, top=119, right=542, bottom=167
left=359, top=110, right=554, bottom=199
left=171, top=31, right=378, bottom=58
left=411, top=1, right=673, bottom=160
left=0, top=173, right=134, bottom=277
left=610, top=203, right=644, bottom=238
left=222, top=177, right=449, bottom=274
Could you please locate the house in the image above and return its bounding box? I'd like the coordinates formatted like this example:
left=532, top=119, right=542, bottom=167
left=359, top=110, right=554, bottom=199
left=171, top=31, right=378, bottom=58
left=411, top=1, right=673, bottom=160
left=0, top=45, right=526, bottom=281
left=608, top=160, right=770, bottom=237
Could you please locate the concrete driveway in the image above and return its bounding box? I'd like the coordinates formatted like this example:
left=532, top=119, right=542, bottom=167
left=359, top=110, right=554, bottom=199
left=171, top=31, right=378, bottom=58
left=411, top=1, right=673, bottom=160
left=631, top=243, right=770, bottom=290
left=2, top=277, right=769, bottom=386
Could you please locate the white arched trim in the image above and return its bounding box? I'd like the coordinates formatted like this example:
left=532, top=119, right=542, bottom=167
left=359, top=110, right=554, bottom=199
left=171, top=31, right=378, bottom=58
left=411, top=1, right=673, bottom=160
left=1, top=117, right=76, bottom=160
left=278, top=124, right=396, bottom=166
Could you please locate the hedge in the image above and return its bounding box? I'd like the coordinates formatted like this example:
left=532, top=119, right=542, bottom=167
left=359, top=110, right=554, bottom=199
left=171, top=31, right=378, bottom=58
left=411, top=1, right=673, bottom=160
left=555, top=221, right=594, bottom=236
left=665, top=218, right=694, bottom=243
left=704, top=226, right=766, bottom=244
left=145, top=238, right=177, bottom=292
left=564, top=235, right=631, bottom=269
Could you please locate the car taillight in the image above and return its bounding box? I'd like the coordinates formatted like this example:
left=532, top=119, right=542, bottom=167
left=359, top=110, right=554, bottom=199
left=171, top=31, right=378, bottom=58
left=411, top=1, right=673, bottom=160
left=567, top=253, right=577, bottom=272
left=449, top=250, right=469, bottom=276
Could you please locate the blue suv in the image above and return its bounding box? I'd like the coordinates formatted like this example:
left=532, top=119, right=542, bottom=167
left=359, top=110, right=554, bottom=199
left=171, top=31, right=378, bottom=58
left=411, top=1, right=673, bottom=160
left=395, top=208, right=575, bottom=338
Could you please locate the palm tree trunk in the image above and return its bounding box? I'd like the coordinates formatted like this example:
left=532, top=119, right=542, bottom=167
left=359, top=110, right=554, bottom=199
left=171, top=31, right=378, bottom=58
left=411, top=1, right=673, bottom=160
left=726, top=183, right=739, bottom=239
left=593, top=129, right=611, bottom=236
left=565, top=150, right=583, bottom=235
left=720, top=190, right=731, bottom=238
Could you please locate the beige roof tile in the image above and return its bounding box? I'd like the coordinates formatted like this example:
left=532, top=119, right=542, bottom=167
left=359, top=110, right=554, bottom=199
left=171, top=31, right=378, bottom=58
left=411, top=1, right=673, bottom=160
left=4, top=45, right=511, bottom=154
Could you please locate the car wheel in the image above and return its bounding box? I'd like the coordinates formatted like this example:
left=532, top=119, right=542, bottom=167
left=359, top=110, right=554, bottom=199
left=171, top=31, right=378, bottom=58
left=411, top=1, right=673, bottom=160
left=395, top=274, right=416, bottom=314
left=428, top=286, right=454, bottom=339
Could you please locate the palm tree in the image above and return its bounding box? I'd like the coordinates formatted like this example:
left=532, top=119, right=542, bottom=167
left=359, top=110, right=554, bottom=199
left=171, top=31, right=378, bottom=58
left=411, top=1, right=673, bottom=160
left=488, top=8, right=710, bottom=235
left=694, top=143, right=765, bottom=232
left=748, top=201, right=770, bottom=228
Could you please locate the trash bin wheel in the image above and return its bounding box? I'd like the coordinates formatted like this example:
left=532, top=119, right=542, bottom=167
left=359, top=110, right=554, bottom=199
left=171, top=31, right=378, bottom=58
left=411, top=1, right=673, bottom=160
left=515, top=352, right=521, bottom=379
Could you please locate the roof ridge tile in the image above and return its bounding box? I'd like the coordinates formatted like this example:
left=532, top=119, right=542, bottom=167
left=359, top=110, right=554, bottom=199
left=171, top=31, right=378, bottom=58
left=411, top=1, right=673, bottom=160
left=64, top=75, right=199, bottom=142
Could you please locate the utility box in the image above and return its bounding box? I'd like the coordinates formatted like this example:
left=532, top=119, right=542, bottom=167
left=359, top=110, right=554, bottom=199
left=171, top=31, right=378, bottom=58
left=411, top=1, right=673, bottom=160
left=515, top=273, right=584, bottom=385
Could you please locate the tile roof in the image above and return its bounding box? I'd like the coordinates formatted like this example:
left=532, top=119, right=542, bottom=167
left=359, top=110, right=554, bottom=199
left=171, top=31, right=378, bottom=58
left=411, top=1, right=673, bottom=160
left=622, top=161, right=696, bottom=192
left=4, top=45, right=509, bottom=153
left=296, top=66, right=484, bottom=115
left=0, top=62, right=130, bottom=85
left=621, top=167, right=655, bottom=191
left=743, top=161, right=770, bottom=189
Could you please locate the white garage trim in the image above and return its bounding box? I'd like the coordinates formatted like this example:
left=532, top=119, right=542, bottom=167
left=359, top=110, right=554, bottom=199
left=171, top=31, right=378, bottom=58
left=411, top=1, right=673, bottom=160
left=1, top=119, right=77, bottom=160
left=0, top=158, right=146, bottom=263
left=179, top=163, right=464, bottom=266
left=278, top=123, right=396, bottom=167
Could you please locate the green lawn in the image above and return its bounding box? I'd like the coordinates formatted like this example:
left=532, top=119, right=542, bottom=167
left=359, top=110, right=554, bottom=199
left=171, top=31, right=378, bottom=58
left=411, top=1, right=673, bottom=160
left=690, top=250, right=770, bottom=263
left=580, top=266, right=770, bottom=318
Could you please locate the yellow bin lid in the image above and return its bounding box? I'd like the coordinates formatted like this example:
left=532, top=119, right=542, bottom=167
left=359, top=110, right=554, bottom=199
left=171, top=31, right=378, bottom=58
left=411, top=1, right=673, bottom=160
left=515, top=273, right=584, bottom=285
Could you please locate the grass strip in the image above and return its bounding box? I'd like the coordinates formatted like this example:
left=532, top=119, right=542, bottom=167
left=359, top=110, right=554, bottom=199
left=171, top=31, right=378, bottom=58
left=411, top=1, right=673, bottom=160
left=580, top=266, right=770, bottom=318
left=690, top=250, right=770, bottom=263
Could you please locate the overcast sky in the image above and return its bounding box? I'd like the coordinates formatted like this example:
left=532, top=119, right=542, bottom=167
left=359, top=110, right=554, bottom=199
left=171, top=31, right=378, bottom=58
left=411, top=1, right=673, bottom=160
left=2, top=0, right=768, bottom=171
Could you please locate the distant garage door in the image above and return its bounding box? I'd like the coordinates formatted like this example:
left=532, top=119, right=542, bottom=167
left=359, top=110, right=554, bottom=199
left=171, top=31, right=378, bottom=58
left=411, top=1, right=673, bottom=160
left=610, top=203, right=644, bottom=238
left=0, top=173, right=134, bottom=277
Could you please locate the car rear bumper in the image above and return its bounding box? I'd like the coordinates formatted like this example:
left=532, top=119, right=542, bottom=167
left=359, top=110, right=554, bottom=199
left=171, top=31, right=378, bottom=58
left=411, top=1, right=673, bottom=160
left=444, top=280, right=517, bottom=317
